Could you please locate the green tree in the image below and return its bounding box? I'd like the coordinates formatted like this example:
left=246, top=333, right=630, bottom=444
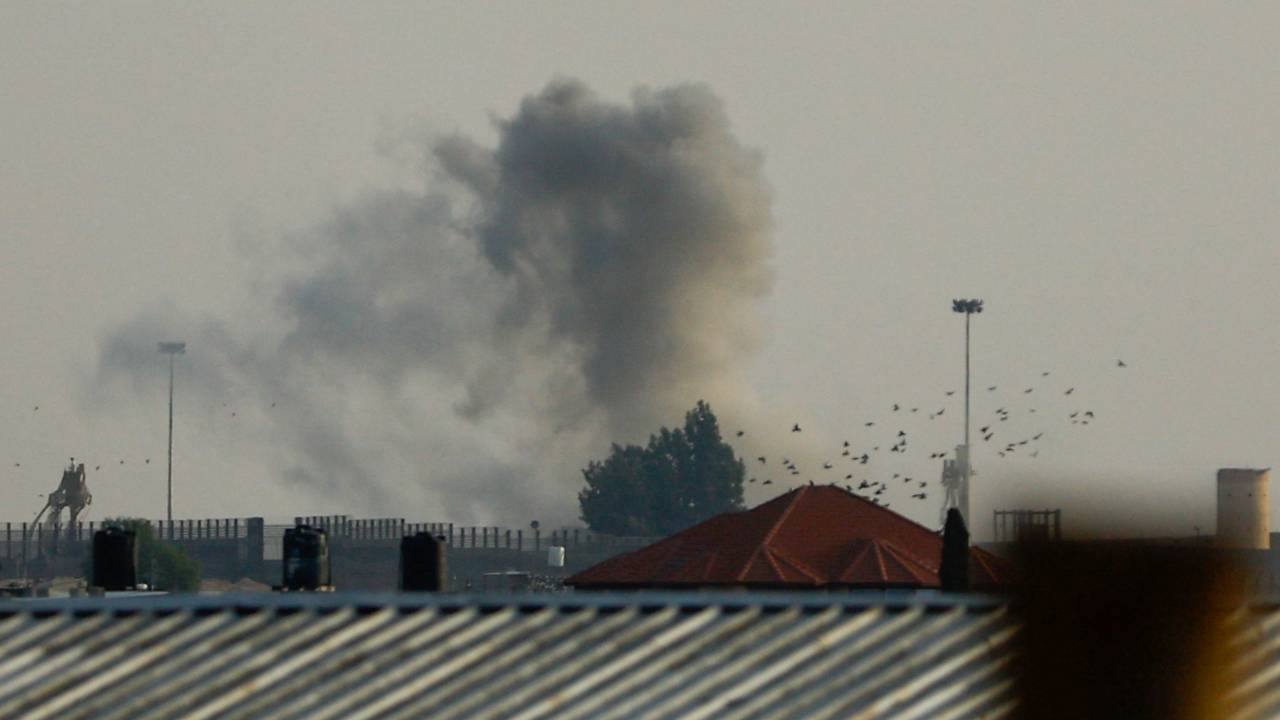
left=104, top=518, right=202, bottom=592
left=578, top=400, right=746, bottom=536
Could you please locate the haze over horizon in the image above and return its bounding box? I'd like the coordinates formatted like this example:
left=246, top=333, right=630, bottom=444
left=3, top=4, right=1276, bottom=540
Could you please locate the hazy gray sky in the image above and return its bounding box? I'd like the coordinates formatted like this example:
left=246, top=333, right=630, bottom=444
left=2, top=3, right=1276, bottom=538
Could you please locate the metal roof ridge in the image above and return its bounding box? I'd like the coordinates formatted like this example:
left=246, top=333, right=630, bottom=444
left=762, top=546, right=826, bottom=584
left=736, top=486, right=809, bottom=582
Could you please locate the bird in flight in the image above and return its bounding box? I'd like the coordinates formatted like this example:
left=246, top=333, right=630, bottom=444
left=1117, top=359, right=1127, bottom=368
left=736, top=430, right=745, bottom=437
left=1065, top=387, right=1075, bottom=395
left=792, top=423, right=802, bottom=432
left=865, top=422, right=875, bottom=427
left=1024, top=388, right=1033, bottom=394
left=892, top=404, right=900, bottom=411
left=757, top=456, right=766, bottom=464
left=945, top=391, right=955, bottom=396
left=988, top=386, right=997, bottom=392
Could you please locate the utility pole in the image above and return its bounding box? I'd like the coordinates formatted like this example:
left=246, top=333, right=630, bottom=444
left=158, top=342, right=186, bottom=524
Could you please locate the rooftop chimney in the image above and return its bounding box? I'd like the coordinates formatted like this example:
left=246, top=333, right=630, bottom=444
left=940, top=508, right=970, bottom=592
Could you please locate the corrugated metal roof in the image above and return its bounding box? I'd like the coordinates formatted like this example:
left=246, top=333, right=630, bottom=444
left=566, top=486, right=1011, bottom=589
left=0, top=592, right=1019, bottom=719
left=7, top=591, right=1280, bottom=719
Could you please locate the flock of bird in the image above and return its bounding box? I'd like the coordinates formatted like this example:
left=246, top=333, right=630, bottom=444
left=9, top=401, right=255, bottom=478
left=737, top=359, right=1129, bottom=512
left=10, top=358, right=1128, bottom=521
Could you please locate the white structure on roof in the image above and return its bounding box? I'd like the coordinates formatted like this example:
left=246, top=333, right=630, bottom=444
left=1217, top=468, right=1270, bottom=549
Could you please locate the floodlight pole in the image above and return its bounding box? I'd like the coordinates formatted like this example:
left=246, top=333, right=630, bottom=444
left=158, top=342, right=186, bottom=524
left=964, top=309, right=971, bottom=453
left=947, top=300, right=982, bottom=531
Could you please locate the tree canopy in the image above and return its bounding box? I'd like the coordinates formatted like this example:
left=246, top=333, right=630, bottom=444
left=578, top=400, right=745, bottom=536
left=104, top=518, right=202, bottom=592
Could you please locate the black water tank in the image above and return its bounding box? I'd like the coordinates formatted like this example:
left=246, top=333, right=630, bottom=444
left=282, top=525, right=330, bottom=590
left=400, top=532, right=448, bottom=592
left=92, top=526, right=137, bottom=591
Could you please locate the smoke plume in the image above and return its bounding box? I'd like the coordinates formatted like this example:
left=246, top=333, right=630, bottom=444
left=94, top=78, right=774, bottom=524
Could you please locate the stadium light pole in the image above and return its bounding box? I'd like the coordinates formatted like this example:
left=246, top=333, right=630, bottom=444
left=158, top=342, right=186, bottom=524
left=950, top=299, right=983, bottom=527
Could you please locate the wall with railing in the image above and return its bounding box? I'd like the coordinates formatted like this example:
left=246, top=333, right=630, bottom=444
left=0, top=516, right=657, bottom=589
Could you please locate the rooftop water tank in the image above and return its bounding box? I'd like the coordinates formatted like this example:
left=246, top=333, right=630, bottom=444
left=1216, top=468, right=1270, bottom=549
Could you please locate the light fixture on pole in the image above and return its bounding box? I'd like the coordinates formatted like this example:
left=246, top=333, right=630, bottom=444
left=944, top=299, right=982, bottom=529
left=158, top=341, right=186, bottom=525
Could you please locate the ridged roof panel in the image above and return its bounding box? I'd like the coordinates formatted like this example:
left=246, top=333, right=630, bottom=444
left=0, top=593, right=1018, bottom=720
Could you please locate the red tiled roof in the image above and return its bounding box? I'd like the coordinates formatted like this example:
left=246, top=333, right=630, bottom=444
left=566, top=485, right=1013, bottom=589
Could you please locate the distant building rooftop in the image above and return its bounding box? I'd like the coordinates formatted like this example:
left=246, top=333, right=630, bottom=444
left=566, top=485, right=1011, bottom=590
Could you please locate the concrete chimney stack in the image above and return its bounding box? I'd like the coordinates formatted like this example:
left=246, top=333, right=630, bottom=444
left=1216, top=468, right=1270, bottom=549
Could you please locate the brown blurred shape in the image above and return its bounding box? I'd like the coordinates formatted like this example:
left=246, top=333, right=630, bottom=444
left=1015, top=542, right=1246, bottom=720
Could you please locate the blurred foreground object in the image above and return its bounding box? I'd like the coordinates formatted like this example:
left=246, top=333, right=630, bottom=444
left=1015, top=542, right=1246, bottom=719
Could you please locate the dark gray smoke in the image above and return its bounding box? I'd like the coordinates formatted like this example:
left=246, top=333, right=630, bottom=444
left=93, top=78, right=774, bottom=523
